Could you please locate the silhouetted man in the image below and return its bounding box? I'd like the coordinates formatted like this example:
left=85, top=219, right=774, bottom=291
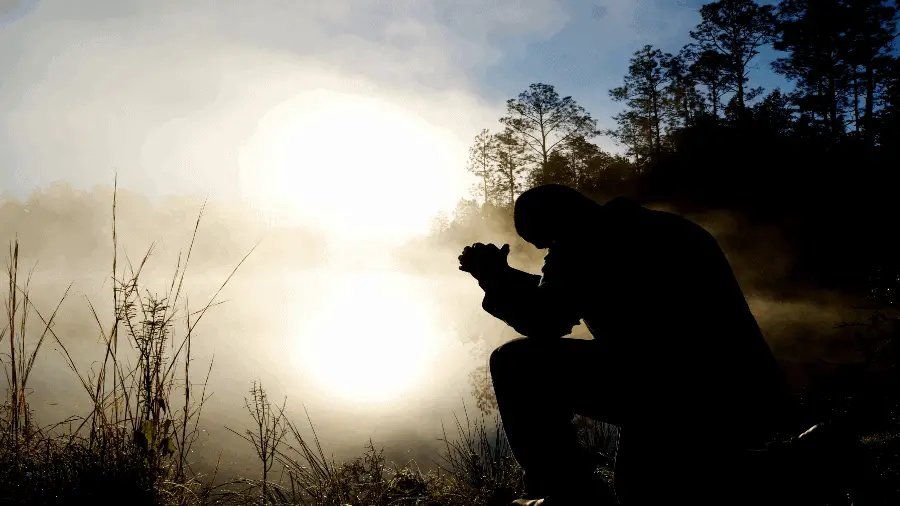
left=458, top=185, right=787, bottom=506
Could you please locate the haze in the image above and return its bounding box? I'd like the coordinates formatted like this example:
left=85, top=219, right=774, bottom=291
left=0, top=0, right=862, bottom=485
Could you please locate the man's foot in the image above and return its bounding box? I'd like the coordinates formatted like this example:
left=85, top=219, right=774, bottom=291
left=510, top=487, right=618, bottom=506
left=511, top=496, right=616, bottom=506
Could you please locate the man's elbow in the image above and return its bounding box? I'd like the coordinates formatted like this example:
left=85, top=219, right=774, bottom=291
left=481, top=297, right=508, bottom=321
left=511, top=319, right=576, bottom=339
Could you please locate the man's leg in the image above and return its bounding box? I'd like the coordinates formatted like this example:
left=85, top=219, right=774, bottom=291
left=490, top=337, right=625, bottom=502
left=610, top=375, right=773, bottom=505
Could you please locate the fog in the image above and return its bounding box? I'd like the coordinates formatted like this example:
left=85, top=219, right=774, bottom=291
left=3, top=181, right=867, bottom=484
left=4, top=184, right=498, bottom=481
left=0, top=0, right=567, bottom=480
left=408, top=198, right=869, bottom=394
left=0, top=0, right=868, bottom=486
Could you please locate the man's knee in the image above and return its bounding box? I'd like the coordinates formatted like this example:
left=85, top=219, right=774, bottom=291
left=490, top=337, right=544, bottom=376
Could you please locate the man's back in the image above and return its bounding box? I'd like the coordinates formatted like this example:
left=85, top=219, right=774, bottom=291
left=477, top=195, right=786, bottom=439
left=465, top=188, right=792, bottom=504
left=577, top=198, right=760, bottom=345
left=572, top=198, right=786, bottom=441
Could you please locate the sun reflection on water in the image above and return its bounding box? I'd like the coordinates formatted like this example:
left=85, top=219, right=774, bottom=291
left=292, top=269, right=443, bottom=405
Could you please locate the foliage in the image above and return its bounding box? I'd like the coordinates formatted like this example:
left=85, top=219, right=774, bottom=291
left=493, top=130, right=529, bottom=208
left=436, top=2, right=900, bottom=504
left=4, top=0, right=900, bottom=503
left=690, top=0, right=777, bottom=110
left=467, top=129, right=502, bottom=207
left=1, top=179, right=250, bottom=504
left=773, top=0, right=899, bottom=143
left=608, top=45, right=669, bottom=163
left=446, top=0, right=900, bottom=296
left=0, top=188, right=567, bottom=506
left=499, top=83, right=599, bottom=179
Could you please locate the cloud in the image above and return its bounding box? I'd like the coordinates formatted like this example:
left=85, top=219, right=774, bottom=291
left=0, top=0, right=719, bottom=202
left=0, top=0, right=574, bottom=202
left=5, top=0, right=783, bottom=230
left=467, top=0, right=706, bottom=153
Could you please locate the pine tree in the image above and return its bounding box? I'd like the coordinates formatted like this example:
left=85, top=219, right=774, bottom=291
left=465, top=129, right=500, bottom=206
left=608, top=45, right=667, bottom=163
left=691, top=0, right=777, bottom=112
left=500, top=83, right=598, bottom=180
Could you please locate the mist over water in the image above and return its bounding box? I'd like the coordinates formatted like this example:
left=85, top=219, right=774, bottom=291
left=9, top=190, right=492, bottom=481
left=4, top=181, right=866, bottom=487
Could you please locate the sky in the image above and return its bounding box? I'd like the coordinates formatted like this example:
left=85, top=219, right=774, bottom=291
left=0, top=0, right=793, bottom=221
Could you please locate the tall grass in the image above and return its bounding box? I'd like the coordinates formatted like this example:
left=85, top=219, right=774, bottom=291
left=216, top=386, right=527, bottom=506
left=14, top=181, right=889, bottom=505
left=0, top=183, right=547, bottom=506
left=436, top=405, right=524, bottom=506
left=0, top=179, right=255, bottom=504
left=2, top=240, right=72, bottom=453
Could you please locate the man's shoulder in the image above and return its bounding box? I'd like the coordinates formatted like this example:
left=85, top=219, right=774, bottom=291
left=603, top=197, right=717, bottom=250
left=604, top=197, right=683, bottom=224
left=601, top=197, right=649, bottom=230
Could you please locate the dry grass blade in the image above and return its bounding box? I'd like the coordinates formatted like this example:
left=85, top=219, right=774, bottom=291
left=1, top=180, right=261, bottom=505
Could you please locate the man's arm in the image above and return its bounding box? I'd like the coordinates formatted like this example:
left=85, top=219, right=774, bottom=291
left=477, top=266, right=540, bottom=322
left=477, top=248, right=583, bottom=338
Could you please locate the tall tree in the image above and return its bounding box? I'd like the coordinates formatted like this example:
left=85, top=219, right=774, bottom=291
left=663, top=48, right=705, bottom=130
left=583, top=151, right=638, bottom=197
left=872, top=54, right=900, bottom=148
left=605, top=110, right=654, bottom=163
left=608, top=45, right=667, bottom=162
left=563, top=136, right=602, bottom=191
left=530, top=135, right=604, bottom=190
left=500, top=83, right=598, bottom=176
left=466, top=129, right=500, bottom=206
left=492, top=130, right=528, bottom=208
left=690, top=47, right=733, bottom=118
left=531, top=150, right=574, bottom=187
left=752, top=88, right=796, bottom=136
left=451, top=198, right=482, bottom=229
left=773, top=0, right=853, bottom=138
left=691, top=0, right=777, bottom=111
left=843, top=0, right=899, bottom=146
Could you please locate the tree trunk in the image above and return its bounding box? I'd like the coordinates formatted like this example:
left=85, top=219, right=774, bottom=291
left=817, top=82, right=825, bottom=132
left=711, top=84, right=719, bottom=118
left=509, top=167, right=514, bottom=208
left=865, top=61, right=875, bottom=148
left=651, top=89, right=662, bottom=158
left=573, top=153, right=581, bottom=190
left=854, top=65, right=861, bottom=136
left=828, top=73, right=839, bottom=138
left=539, top=115, right=549, bottom=166
left=734, top=45, right=746, bottom=112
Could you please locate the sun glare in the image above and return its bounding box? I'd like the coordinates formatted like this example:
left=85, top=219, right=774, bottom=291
left=293, top=271, right=440, bottom=404
left=239, top=90, right=466, bottom=239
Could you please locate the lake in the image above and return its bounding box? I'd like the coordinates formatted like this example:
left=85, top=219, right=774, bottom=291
left=22, top=262, right=498, bottom=480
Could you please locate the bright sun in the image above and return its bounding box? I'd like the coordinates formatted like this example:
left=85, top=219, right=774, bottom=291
left=237, top=89, right=469, bottom=404
left=293, top=271, right=440, bottom=404
left=239, top=90, right=466, bottom=238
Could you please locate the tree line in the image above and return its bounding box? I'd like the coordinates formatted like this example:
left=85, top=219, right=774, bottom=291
left=453, top=0, right=900, bottom=295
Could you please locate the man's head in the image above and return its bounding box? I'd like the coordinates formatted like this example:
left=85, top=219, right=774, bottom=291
left=514, top=184, right=603, bottom=249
